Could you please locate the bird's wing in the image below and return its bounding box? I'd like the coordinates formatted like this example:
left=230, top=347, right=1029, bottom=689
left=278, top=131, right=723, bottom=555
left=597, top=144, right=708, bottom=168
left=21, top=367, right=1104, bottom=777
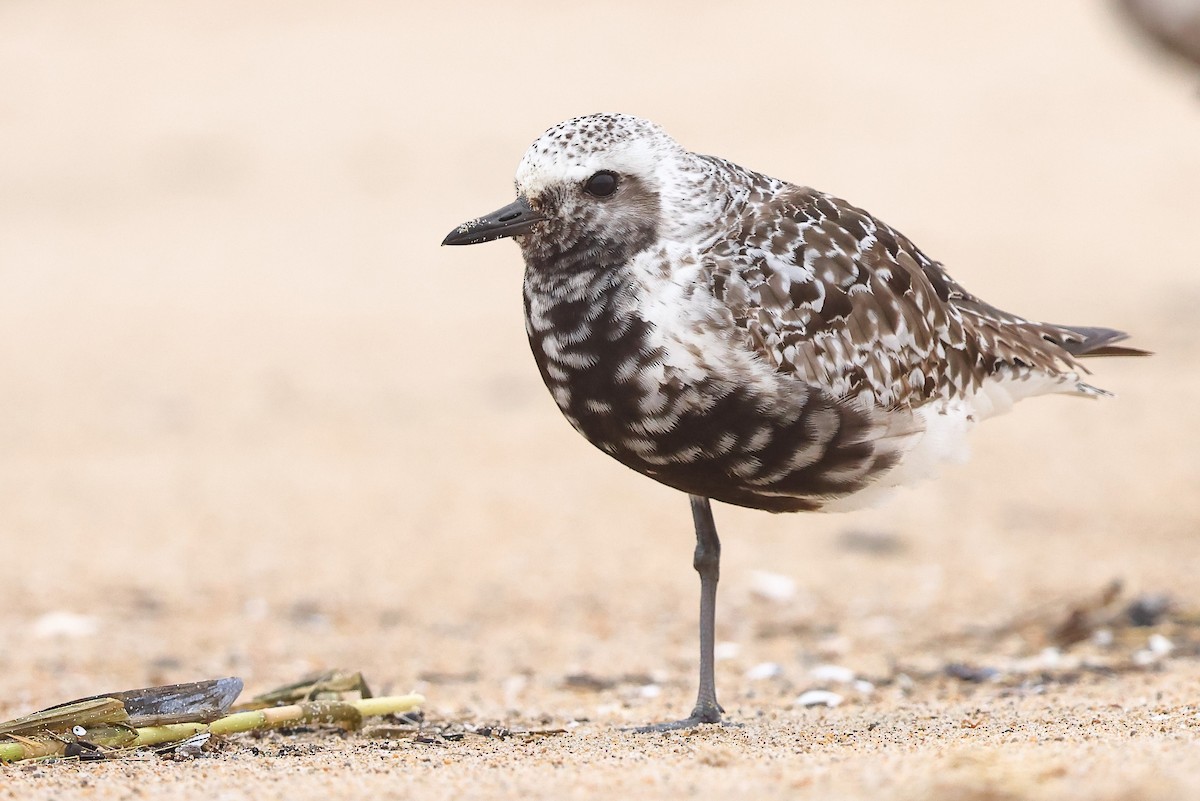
left=704, top=186, right=1090, bottom=409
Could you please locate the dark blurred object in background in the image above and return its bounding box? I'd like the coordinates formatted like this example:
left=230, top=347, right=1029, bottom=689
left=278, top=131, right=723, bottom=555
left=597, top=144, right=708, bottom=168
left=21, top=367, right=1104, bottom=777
left=1117, top=0, right=1200, bottom=68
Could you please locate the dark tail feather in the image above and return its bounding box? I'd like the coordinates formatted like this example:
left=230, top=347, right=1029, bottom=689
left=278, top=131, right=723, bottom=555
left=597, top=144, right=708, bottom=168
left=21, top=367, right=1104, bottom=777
left=1048, top=325, right=1151, bottom=358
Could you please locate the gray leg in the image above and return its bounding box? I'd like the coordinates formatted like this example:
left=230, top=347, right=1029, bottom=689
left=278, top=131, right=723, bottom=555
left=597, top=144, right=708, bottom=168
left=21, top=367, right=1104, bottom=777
left=689, top=494, right=724, bottom=723
left=630, top=494, right=724, bottom=731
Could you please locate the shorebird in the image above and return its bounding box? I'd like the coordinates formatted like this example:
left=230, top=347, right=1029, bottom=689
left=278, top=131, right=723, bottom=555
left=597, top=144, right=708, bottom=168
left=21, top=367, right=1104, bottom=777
left=442, top=113, right=1143, bottom=730
left=1117, top=0, right=1200, bottom=70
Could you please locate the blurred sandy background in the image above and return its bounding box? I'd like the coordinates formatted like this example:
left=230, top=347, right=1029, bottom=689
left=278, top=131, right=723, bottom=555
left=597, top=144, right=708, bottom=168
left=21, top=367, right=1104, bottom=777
left=2, top=1, right=1199, bottom=799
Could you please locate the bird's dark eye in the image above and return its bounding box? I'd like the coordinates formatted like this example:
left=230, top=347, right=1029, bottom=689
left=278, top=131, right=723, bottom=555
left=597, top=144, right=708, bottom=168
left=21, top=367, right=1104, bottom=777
left=583, top=171, right=619, bottom=197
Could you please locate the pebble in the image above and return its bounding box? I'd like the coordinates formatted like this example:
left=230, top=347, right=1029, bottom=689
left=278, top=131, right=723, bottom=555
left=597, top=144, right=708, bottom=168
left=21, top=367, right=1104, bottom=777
left=795, top=690, right=844, bottom=708
left=502, top=675, right=527, bottom=708
left=1148, top=633, right=1173, bottom=656
left=1133, top=634, right=1174, bottom=666
left=749, top=571, right=796, bottom=602
left=1039, top=647, right=1062, bottom=669
left=714, top=641, right=741, bottom=661
left=31, top=611, right=99, bottom=639
left=744, top=662, right=782, bottom=681
left=809, top=664, right=855, bottom=684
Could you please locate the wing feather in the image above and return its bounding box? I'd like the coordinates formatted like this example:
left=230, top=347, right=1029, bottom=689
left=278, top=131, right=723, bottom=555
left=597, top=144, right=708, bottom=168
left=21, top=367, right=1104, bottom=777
left=706, top=186, right=1118, bottom=409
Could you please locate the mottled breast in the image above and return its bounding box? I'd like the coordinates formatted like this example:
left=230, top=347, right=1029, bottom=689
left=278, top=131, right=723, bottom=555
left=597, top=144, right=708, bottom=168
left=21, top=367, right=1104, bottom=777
left=522, top=251, right=907, bottom=513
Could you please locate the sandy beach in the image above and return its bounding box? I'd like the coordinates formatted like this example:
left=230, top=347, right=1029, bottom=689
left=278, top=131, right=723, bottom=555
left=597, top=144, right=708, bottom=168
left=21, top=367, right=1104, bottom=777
left=2, top=1, right=1199, bottom=798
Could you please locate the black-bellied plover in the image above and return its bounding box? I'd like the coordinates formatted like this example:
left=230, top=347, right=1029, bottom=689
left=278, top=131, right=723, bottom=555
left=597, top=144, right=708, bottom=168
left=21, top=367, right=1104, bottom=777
left=442, top=113, right=1144, bottom=730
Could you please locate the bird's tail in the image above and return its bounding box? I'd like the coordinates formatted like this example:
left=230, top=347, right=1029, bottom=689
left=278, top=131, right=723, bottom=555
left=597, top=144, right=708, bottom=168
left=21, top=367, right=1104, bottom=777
left=1044, top=325, right=1150, bottom=359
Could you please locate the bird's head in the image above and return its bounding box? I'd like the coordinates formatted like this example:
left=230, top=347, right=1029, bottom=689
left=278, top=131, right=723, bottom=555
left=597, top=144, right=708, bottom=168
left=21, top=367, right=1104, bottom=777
left=443, top=114, right=710, bottom=270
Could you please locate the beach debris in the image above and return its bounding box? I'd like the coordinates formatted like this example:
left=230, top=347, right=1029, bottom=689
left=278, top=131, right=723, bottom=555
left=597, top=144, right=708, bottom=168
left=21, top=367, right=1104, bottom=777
left=944, top=663, right=1000, bottom=683
left=1052, top=580, right=1124, bottom=647
left=234, top=670, right=371, bottom=709
left=168, top=731, right=212, bottom=758
left=837, top=529, right=905, bottom=555
left=1126, top=594, right=1173, bottom=627
left=0, top=673, right=422, bottom=763
left=561, top=672, right=659, bottom=693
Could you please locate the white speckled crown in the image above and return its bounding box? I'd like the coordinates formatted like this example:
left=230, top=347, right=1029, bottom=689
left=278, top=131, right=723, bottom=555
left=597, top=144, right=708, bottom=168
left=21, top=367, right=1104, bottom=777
left=515, top=113, right=684, bottom=198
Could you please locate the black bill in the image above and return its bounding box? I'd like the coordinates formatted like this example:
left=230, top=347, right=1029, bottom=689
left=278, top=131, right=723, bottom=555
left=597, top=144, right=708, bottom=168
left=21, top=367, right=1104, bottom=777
left=441, top=197, right=545, bottom=246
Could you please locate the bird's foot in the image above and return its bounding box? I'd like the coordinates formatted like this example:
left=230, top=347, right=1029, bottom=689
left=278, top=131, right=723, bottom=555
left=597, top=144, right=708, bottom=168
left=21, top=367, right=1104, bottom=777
left=624, top=702, right=737, bottom=733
